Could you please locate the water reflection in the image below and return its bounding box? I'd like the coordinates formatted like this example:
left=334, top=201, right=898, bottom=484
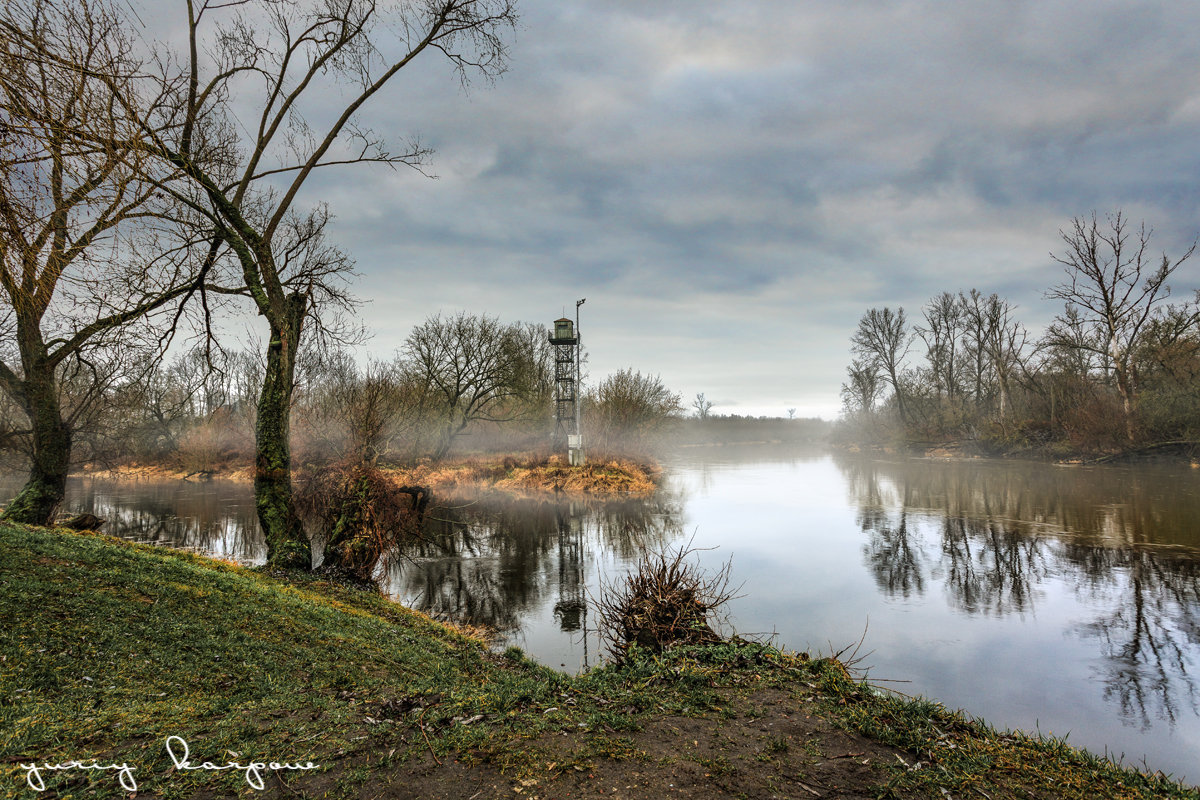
left=837, top=455, right=1200, bottom=731
left=0, top=474, right=263, bottom=562
left=1069, top=545, right=1200, bottom=730
left=382, top=493, right=683, bottom=657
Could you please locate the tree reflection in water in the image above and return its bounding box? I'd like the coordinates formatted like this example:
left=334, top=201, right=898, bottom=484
left=1068, top=545, right=1200, bottom=729
left=0, top=475, right=265, bottom=562
left=380, top=492, right=683, bottom=645
left=836, top=454, right=1200, bottom=730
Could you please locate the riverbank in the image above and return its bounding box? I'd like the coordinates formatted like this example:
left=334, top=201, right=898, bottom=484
left=838, top=437, right=1200, bottom=466
left=75, top=453, right=661, bottom=497
left=2, top=523, right=1195, bottom=799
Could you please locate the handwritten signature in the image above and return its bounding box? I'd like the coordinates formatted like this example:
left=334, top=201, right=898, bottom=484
left=19, top=736, right=319, bottom=792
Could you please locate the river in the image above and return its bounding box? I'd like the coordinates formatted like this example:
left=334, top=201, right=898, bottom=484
left=4, top=446, right=1198, bottom=783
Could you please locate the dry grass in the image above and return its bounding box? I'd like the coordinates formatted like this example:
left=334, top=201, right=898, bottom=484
left=595, top=542, right=739, bottom=664
left=74, top=462, right=255, bottom=482
left=74, top=451, right=660, bottom=497
left=384, top=452, right=661, bottom=496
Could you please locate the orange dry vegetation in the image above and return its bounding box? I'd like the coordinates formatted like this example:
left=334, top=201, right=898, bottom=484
left=385, top=454, right=660, bottom=497
left=80, top=454, right=661, bottom=497
left=77, top=463, right=255, bottom=483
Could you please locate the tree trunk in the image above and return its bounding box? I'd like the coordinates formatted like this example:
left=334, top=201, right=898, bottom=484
left=2, top=365, right=71, bottom=526
left=254, top=293, right=310, bottom=569
left=1114, top=363, right=1136, bottom=443
left=890, top=368, right=909, bottom=426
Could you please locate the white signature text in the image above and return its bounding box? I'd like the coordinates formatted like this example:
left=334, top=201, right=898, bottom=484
left=19, top=736, right=319, bottom=792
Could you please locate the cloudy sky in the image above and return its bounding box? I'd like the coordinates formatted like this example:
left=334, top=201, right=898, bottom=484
left=159, top=1, right=1200, bottom=418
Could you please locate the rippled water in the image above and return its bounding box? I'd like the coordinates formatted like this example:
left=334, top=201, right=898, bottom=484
left=5, top=448, right=1199, bottom=783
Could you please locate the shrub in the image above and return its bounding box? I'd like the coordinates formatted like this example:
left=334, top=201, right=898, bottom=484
left=595, top=543, right=737, bottom=665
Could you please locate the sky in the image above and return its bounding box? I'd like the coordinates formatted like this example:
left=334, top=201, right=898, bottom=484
left=147, top=1, right=1200, bottom=419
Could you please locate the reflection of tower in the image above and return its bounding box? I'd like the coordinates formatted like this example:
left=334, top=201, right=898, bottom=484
left=553, top=500, right=589, bottom=667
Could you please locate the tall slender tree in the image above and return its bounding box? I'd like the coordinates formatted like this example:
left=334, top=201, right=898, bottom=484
left=851, top=307, right=912, bottom=426
left=110, top=0, right=518, bottom=567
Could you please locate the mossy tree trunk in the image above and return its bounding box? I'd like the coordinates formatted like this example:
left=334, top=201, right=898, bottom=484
left=254, top=292, right=310, bottom=570
left=1, top=351, right=71, bottom=525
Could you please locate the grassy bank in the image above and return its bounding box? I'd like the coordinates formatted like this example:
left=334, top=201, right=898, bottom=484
left=1, top=524, right=1195, bottom=799
left=76, top=453, right=660, bottom=497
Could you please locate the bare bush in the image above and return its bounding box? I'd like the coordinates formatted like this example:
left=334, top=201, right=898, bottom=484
left=595, top=543, right=737, bottom=665
left=402, top=313, right=553, bottom=460
left=584, top=368, right=682, bottom=456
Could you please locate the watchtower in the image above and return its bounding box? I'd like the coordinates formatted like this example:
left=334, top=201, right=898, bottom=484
left=549, top=304, right=585, bottom=466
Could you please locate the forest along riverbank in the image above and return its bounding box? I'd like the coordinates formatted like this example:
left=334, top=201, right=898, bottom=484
left=71, top=453, right=661, bottom=497
left=2, top=523, right=1197, bottom=799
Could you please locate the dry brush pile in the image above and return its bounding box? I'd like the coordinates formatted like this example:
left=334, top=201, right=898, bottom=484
left=595, top=544, right=739, bottom=664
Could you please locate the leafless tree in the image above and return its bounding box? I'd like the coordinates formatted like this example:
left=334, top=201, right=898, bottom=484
left=916, top=291, right=965, bottom=402
left=981, top=295, right=1029, bottom=425
left=402, top=312, right=548, bottom=460
left=295, top=352, right=419, bottom=464
left=585, top=368, right=682, bottom=454
left=840, top=358, right=881, bottom=417
left=109, top=0, right=518, bottom=567
left=0, top=0, right=204, bottom=524
left=957, top=288, right=994, bottom=407
left=850, top=307, right=912, bottom=425
left=1045, top=212, right=1196, bottom=442
left=692, top=392, right=714, bottom=420
left=957, top=291, right=1029, bottom=425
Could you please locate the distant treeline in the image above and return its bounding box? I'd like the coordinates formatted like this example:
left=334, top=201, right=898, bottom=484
left=837, top=212, right=1200, bottom=458
left=673, top=415, right=833, bottom=447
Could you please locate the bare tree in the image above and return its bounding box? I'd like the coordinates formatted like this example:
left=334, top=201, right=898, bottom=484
left=1045, top=212, right=1196, bottom=442
left=957, top=288, right=993, bottom=408
left=109, top=0, right=518, bottom=567
left=403, top=312, right=547, bottom=460
left=980, top=294, right=1029, bottom=425
left=692, top=392, right=714, bottom=420
left=840, top=358, right=881, bottom=417
left=850, top=307, right=912, bottom=425
left=0, top=0, right=202, bottom=524
left=295, top=352, right=418, bottom=464
left=586, top=368, right=682, bottom=453
left=916, top=291, right=964, bottom=402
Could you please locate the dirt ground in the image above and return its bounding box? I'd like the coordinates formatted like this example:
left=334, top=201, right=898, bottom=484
left=286, top=688, right=923, bottom=800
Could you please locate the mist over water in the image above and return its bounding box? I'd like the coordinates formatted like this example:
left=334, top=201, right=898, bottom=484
left=5, top=448, right=1199, bottom=784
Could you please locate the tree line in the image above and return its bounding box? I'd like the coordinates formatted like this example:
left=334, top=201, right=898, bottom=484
left=840, top=212, right=1200, bottom=455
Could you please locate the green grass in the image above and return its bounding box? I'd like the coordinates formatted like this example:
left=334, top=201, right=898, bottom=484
left=2, top=523, right=1197, bottom=799
left=0, top=524, right=568, bottom=797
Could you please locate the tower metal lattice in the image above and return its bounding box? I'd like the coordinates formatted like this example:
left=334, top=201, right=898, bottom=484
left=549, top=318, right=578, bottom=448
left=549, top=308, right=584, bottom=466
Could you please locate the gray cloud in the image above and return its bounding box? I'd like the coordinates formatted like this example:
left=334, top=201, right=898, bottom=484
left=143, top=1, right=1200, bottom=416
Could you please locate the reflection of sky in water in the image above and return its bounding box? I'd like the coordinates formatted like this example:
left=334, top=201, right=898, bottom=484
left=4, top=451, right=1199, bottom=784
